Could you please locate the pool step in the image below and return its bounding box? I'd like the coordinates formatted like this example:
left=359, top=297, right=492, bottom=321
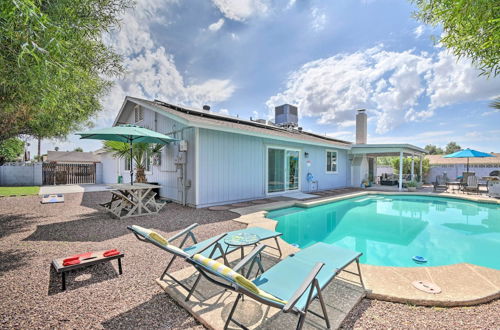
left=267, top=207, right=305, bottom=218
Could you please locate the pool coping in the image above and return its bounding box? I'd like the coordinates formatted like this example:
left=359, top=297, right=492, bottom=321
left=230, top=191, right=500, bottom=307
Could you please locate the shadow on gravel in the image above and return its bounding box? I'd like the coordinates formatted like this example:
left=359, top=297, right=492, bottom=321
left=0, top=249, right=36, bottom=274
left=0, top=213, right=41, bottom=239
left=48, top=262, right=120, bottom=295
left=338, top=298, right=373, bottom=329
left=101, top=293, right=198, bottom=329
left=23, top=203, right=239, bottom=243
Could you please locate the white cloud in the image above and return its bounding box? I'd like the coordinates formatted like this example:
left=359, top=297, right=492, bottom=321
left=286, top=0, right=296, bottom=10
left=100, top=2, right=235, bottom=125
left=208, top=18, right=225, bottom=31
left=266, top=45, right=500, bottom=134
left=217, top=108, right=230, bottom=115
left=427, top=51, right=500, bottom=109
left=326, top=131, right=354, bottom=141
left=482, top=109, right=500, bottom=116
left=311, top=7, right=327, bottom=31
left=211, top=0, right=269, bottom=21
left=414, top=25, right=425, bottom=38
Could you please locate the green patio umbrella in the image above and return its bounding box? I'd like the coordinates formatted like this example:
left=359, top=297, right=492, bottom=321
left=443, top=148, right=494, bottom=172
left=76, top=125, right=178, bottom=184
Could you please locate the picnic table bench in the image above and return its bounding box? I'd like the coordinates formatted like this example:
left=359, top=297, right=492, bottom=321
left=100, top=183, right=167, bottom=219
left=52, top=250, right=124, bottom=291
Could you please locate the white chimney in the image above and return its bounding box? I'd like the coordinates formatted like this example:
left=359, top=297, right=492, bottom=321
left=356, top=109, right=367, bottom=144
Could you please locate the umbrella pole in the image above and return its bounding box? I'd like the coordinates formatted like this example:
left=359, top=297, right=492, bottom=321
left=129, top=141, right=134, bottom=185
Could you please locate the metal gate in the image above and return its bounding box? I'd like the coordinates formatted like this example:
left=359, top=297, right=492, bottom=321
left=42, top=163, right=96, bottom=185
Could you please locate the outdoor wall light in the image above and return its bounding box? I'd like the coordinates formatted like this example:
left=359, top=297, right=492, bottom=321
left=304, top=152, right=309, bottom=158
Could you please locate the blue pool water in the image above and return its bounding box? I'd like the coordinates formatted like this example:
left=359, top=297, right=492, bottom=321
left=266, top=195, right=500, bottom=269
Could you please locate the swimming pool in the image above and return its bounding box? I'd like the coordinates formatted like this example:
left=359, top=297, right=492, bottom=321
left=266, top=194, right=500, bottom=270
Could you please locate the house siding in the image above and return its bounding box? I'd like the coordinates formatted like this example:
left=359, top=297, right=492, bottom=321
left=107, top=99, right=351, bottom=208
left=197, top=128, right=350, bottom=207
left=111, top=106, right=196, bottom=205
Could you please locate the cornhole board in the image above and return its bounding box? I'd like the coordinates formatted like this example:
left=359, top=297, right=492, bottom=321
left=52, top=250, right=124, bottom=291
left=42, top=194, right=64, bottom=204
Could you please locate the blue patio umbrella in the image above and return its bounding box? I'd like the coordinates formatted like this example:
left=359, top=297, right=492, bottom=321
left=76, top=125, right=178, bottom=184
left=443, top=148, right=494, bottom=172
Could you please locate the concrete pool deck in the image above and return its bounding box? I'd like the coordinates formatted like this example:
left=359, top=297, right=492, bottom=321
left=230, top=190, right=500, bottom=307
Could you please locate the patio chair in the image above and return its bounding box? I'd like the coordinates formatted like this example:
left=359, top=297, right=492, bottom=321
left=189, top=242, right=364, bottom=330
left=433, top=175, right=447, bottom=192
left=464, top=176, right=480, bottom=194
left=127, top=224, right=283, bottom=300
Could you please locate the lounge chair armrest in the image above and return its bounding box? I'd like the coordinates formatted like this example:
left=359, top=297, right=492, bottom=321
left=191, top=233, right=228, bottom=255
left=167, top=223, right=199, bottom=242
left=282, top=262, right=325, bottom=313
left=233, top=244, right=266, bottom=273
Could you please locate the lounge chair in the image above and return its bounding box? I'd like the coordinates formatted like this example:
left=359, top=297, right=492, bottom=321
left=464, top=176, right=479, bottom=194
left=190, top=242, right=364, bottom=329
left=433, top=175, right=448, bottom=192
left=127, top=224, right=283, bottom=300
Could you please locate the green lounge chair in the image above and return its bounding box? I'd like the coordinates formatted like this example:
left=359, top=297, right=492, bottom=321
left=190, top=242, right=364, bottom=329
left=127, top=224, right=282, bottom=300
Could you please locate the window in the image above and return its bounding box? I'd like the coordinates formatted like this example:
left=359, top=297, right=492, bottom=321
left=134, top=105, right=144, bottom=123
left=326, top=150, right=337, bottom=173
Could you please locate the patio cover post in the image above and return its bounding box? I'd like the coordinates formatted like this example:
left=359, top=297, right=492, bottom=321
left=399, top=151, right=403, bottom=191
left=419, top=155, right=423, bottom=183
left=411, top=154, right=414, bottom=181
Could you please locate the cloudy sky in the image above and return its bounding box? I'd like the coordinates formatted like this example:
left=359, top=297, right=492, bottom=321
left=31, top=0, right=500, bottom=155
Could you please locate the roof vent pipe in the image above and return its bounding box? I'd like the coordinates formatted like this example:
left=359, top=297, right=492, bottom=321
left=203, top=105, right=210, bottom=111
left=356, top=109, right=367, bottom=144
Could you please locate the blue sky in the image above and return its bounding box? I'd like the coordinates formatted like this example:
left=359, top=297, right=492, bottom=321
left=30, top=0, right=500, bottom=155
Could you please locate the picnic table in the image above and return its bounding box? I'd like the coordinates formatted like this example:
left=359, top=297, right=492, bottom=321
left=100, top=183, right=166, bottom=219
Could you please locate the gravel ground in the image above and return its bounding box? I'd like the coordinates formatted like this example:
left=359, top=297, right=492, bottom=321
left=340, top=298, right=500, bottom=329
left=0, top=192, right=242, bottom=329
left=0, top=192, right=498, bottom=329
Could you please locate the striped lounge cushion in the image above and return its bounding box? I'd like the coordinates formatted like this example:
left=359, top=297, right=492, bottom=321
left=130, top=225, right=189, bottom=257
left=193, top=254, right=287, bottom=304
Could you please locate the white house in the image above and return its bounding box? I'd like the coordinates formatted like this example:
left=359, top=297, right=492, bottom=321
left=99, top=97, right=426, bottom=207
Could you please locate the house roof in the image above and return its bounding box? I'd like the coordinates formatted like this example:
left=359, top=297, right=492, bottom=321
left=351, top=143, right=427, bottom=156
left=47, top=151, right=100, bottom=163
left=122, top=97, right=352, bottom=149
left=426, top=153, right=500, bottom=165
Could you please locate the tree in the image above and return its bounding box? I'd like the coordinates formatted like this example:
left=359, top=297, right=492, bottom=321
left=392, top=157, right=430, bottom=181
left=0, top=138, right=25, bottom=164
left=445, top=141, right=461, bottom=154
left=103, top=141, right=163, bottom=183
left=0, top=0, right=132, bottom=144
left=411, top=0, right=500, bottom=77
left=491, top=98, right=500, bottom=110
left=424, top=144, right=444, bottom=155
left=74, top=147, right=84, bottom=152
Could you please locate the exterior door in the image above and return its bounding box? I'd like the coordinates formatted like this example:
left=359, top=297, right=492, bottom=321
left=267, top=147, right=300, bottom=193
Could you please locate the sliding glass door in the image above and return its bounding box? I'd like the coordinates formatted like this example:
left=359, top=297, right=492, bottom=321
left=267, top=148, right=300, bottom=193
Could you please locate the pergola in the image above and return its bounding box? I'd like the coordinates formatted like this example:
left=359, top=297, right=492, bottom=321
left=350, top=144, right=427, bottom=191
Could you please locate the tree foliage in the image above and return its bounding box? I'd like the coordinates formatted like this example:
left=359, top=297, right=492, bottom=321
left=411, top=0, right=500, bottom=77
left=424, top=144, right=444, bottom=154
left=491, top=98, right=500, bottom=110
left=444, top=141, right=461, bottom=154
left=0, top=0, right=132, bottom=143
left=0, top=138, right=25, bottom=164
left=392, top=157, right=430, bottom=179
left=74, top=147, right=83, bottom=152
left=103, top=141, right=163, bottom=183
